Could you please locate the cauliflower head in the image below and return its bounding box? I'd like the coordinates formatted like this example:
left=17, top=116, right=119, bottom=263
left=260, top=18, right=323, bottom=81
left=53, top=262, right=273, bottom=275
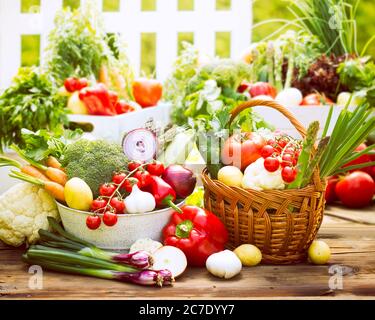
left=0, top=183, right=59, bottom=247
left=242, top=158, right=285, bottom=191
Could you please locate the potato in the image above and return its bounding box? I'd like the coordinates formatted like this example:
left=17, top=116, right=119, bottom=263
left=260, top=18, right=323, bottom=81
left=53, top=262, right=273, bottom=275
left=234, top=244, right=262, bottom=267
left=218, top=166, right=243, bottom=187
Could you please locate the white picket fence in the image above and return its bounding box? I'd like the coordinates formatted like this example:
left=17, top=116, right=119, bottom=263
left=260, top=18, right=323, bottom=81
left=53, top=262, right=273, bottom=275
left=0, top=0, right=252, bottom=89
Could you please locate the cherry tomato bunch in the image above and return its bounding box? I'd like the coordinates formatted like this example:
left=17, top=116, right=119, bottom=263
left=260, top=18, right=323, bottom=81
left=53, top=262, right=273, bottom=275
left=86, top=160, right=166, bottom=230
left=260, top=135, right=302, bottom=184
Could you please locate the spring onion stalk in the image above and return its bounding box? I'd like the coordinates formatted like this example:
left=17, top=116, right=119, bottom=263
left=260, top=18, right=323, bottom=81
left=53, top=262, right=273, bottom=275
left=22, top=255, right=173, bottom=287
left=319, top=103, right=375, bottom=178
left=39, top=219, right=153, bottom=269
left=27, top=246, right=139, bottom=273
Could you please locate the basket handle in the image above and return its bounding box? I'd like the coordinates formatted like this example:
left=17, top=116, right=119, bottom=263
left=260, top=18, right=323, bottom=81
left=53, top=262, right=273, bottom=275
left=229, top=99, right=307, bottom=138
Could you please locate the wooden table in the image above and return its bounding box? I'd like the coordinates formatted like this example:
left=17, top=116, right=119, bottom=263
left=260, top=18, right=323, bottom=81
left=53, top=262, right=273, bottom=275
left=1, top=206, right=374, bottom=300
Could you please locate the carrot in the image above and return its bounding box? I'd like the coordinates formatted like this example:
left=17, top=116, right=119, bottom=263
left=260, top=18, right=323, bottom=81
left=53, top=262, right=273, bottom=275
left=45, top=167, right=68, bottom=186
left=44, top=181, right=66, bottom=202
left=99, top=64, right=110, bottom=87
left=21, top=165, right=50, bottom=182
left=9, top=170, right=65, bottom=202
left=46, top=156, right=63, bottom=170
left=0, top=156, right=50, bottom=181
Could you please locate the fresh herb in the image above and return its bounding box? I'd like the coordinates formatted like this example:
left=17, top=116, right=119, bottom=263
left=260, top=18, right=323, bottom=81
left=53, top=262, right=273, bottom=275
left=0, top=67, right=68, bottom=152
left=337, top=56, right=375, bottom=92
left=20, top=128, right=82, bottom=162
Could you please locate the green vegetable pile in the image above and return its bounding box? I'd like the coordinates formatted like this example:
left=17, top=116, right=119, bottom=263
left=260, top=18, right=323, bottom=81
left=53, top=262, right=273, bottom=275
left=45, top=1, right=134, bottom=96
left=61, top=139, right=128, bottom=197
left=0, top=67, right=68, bottom=153
left=165, top=44, right=267, bottom=132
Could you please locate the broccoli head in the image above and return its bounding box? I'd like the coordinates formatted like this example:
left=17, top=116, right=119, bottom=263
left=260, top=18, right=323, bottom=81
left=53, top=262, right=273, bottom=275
left=61, top=139, right=128, bottom=197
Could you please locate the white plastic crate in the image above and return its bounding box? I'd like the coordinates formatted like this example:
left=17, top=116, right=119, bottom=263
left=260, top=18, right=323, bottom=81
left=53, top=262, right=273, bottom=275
left=68, top=103, right=172, bottom=143
left=254, top=105, right=345, bottom=138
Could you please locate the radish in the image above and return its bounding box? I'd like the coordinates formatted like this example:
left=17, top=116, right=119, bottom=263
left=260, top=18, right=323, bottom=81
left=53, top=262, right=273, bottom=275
left=152, top=246, right=187, bottom=278
left=275, top=88, right=303, bottom=107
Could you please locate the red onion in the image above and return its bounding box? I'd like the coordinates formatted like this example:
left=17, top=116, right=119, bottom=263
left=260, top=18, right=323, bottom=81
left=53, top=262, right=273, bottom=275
left=162, top=165, right=196, bottom=198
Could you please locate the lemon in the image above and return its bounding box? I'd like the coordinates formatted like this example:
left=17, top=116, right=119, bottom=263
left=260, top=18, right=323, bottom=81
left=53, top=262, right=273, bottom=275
left=234, top=244, right=262, bottom=266
left=308, top=240, right=331, bottom=265
left=218, top=166, right=244, bottom=187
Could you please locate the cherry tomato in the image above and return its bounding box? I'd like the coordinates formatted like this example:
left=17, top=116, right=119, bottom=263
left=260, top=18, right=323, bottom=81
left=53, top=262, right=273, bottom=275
left=221, top=132, right=266, bottom=170
left=146, top=161, right=165, bottom=176
left=281, top=153, right=294, bottom=168
left=99, top=183, right=117, bottom=197
left=281, top=166, right=297, bottom=183
left=112, top=172, right=127, bottom=185
left=109, top=197, right=125, bottom=214
left=264, top=157, right=280, bottom=172
left=134, top=170, right=152, bottom=188
left=86, top=215, right=101, bottom=230
left=122, top=178, right=139, bottom=192
left=261, top=145, right=275, bottom=159
left=335, top=172, right=375, bottom=208
left=132, top=78, right=163, bottom=108
left=128, top=161, right=143, bottom=172
left=103, top=211, right=118, bottom=227
left=91, top=198, right=108, bottom=212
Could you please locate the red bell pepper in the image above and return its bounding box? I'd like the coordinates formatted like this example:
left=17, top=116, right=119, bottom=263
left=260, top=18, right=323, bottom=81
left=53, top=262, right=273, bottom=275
left=64, top=77, right=88, bottom=93
left=148, top=175, right=181, bottom=213
left=163, top=206, right=228, bottom=266
left=79, top=83, right=117, bottom=116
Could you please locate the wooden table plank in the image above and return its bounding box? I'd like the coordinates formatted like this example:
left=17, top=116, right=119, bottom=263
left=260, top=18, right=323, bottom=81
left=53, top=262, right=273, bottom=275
left=1, top=214, right=375, bottom=299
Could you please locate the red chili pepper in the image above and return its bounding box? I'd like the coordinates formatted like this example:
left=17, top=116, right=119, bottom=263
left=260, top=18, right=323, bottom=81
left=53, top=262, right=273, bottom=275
left=78, top=83, right=116, bottom=116
left=162, top=205, right=228, bottom=266
left=115, top=100, right=135, bottom=114
left=148, top=175, right=181, bottom=212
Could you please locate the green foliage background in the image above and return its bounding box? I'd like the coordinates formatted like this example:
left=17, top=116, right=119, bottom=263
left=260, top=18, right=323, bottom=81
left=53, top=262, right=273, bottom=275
left=19, top=0, right=375, bottom=75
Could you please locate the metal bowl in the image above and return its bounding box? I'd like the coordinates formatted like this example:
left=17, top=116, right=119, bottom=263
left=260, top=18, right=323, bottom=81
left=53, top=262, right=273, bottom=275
left=56, top=201, right=184, bottom=250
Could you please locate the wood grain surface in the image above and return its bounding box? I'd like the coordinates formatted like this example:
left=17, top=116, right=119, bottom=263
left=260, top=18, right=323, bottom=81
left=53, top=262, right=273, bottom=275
left=0, top=206, right=374, bottom=300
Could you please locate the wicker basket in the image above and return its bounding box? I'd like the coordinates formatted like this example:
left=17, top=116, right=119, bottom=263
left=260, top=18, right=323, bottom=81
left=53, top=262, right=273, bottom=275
left=202, top=99, right=326, bottom=264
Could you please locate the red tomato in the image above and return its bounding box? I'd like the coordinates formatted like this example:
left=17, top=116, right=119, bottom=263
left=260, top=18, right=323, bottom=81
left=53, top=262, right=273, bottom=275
left=109, top=197, right=125, bottom=214
left=301, top=93, right=333, bottom=106
left=128, top=161, right=143, bottom=172
left=221, top=132, right=266, bottom=170
left=103, top=211, right=118, bottom=226
left=249, top=82, right=277, bottom=99
left=112, top=172, right=127, bottom=185
left=134, top=170, right=152, bottom=188
left=122, top=178, right=139, bottom=192
left=99, top=183, right=117, bottom=197
left=261, top=145, right=275, bottom=158
left=86, top=215, right=101, bottom=230
left=325, top=176, right=339, bottom=204
left=281, top=166, right=297, bottom=183
left=264, top=157, right=280, bottom=172
left=91, top=198, right=108, bottom=212
left=146, top=161, right=165, bottom=176
left=335, top=172, right=375, bottom=208
left=344, top=143, right=374, bottom=179
left=132, top=78, right=163, bottom=108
